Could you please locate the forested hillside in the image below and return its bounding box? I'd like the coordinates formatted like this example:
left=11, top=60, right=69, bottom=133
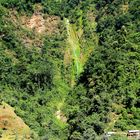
left=0, top=0, right=140, bottom=139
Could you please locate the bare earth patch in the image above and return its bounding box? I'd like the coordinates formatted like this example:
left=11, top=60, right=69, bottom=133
left=55, top=110, right=67, bottom=123
left=0, top=102, right=31, bottom=140
left=26, top=13, right=45, bottom=33
left=44, top=15, right=60, bottom=35
left=23, top=13, right=60, bottom=35
left=21, top=13, right=60, bottom=48
left=5, top=10, right=60, bottom=49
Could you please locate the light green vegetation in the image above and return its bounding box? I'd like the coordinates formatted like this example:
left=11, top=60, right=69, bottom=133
left=65, top=18, right=83, bottom=77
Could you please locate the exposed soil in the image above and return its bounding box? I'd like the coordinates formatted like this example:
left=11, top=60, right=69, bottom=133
left=6, top=10, right=60, bottom=49
left=55, top=110, right=67, bottom=123
left=24, top=13, right=60, bottom=35
left=21, top=13, right=60, bottom=48
left=26, top=13, right=45, bottom=33
left=0, top=102, right=30, bottom=140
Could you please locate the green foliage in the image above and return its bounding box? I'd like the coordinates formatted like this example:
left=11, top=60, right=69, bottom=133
left=66, top=0, right=140, bottom=138
left=109, top=135, right=128, bottom=140
left=0, top=0, right=140, bottom=139
left=0, top=3, right=68, bottom=139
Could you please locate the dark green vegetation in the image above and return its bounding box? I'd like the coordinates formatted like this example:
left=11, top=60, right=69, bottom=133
left=0, top=0, right=140, bottom=139
left=66, top=0, right=140, bottom=139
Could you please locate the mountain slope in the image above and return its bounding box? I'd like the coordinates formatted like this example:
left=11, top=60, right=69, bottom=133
left=0, top=102, right=31, bottom=140
left=0, top=0, right=140, bottom=140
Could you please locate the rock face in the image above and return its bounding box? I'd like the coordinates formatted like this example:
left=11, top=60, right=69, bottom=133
left=0, top=102, right=30, bottom=140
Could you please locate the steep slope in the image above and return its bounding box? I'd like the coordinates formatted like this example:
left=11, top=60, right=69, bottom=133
left=0, top=5, right=68, bottom=139
left=0, top=102, right=31, bottom=140
left=1, top=0, right=139, bottom=140
left=65, top=19, right=83, bottom=76
left=66, top=0, right=140, bottom=139
left=0, top=1, right=97, bottom=139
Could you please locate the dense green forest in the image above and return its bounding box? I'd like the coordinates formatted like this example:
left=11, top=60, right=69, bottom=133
left=0, top=0, right=140, bottom=139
